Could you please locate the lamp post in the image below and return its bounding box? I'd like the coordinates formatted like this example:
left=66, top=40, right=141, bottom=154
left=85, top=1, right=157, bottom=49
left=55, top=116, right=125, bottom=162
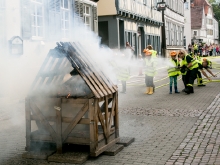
left=156, top=0, right=167, bottom=56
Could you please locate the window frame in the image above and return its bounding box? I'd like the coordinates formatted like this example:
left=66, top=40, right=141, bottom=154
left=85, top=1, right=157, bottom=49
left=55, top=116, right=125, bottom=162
left=31, top=0, right=44, bottom=40
left=61, top=0, right=70, bottom=39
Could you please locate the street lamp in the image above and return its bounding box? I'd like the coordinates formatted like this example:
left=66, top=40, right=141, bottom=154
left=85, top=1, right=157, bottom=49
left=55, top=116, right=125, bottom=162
left=157, top=0, right=167, bottom=57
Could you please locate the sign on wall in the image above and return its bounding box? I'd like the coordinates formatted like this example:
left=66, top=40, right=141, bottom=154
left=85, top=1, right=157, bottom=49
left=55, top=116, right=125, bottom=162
left=9, top=36, right=23, bottom=55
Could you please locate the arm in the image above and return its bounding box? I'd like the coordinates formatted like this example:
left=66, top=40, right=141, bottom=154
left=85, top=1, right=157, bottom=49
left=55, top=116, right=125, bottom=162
left=206, top=68, right=217, bottom=77
left=200, top=70, right=211, bottom=81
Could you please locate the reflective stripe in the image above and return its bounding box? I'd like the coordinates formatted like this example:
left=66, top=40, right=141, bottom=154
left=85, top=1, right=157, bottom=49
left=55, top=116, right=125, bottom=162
left=187, top=84, right=193, bottom=87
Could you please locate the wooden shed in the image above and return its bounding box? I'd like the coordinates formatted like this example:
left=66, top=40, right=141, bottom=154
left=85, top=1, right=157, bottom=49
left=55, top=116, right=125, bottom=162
left=25, top=42, right=119, bottom=157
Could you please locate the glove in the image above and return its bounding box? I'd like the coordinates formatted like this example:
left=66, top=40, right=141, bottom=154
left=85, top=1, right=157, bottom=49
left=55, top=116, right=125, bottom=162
left=180, top=67, right=186, bottom=73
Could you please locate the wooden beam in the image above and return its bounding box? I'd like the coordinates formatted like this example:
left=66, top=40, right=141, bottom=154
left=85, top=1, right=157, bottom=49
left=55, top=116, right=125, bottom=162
left=25, top=97, right=31, bottom=151
left=56, top=98, right=62, bottom=154
left=97, top=106, right=108, bottom=141
left=62, top=103, right=89, bottom=142
left=30, top=100, right=57, bottom=142
left=114, top=92, right=119, bottom=138
left=105, top=97, right=109, bottom=143
left=89, top=99, right=96, bottom=153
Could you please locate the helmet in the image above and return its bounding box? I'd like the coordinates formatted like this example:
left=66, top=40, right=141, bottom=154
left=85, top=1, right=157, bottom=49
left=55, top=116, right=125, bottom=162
left=143, top=49, right=152, bottom=56
left=170, top=51, right=177, bottom=56
left=203, top=58, right=207, bottom=62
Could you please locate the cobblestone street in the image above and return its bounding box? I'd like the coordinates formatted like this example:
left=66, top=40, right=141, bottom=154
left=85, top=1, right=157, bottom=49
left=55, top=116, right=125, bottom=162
left=0, top=58, right=220, bottom=165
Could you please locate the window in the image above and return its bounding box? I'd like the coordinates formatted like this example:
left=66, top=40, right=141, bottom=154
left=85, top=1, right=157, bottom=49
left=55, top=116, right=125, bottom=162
left=193, top=30, right=197, bottom=36
left=184, top=2, right=189, bottom=10
left=207, top=29, right=213, bottom=35
left=31, top=0, right=43, bottom=37
left=61, top=0, right=69, bottom=38
left=83, top=5, right=91, bottom=28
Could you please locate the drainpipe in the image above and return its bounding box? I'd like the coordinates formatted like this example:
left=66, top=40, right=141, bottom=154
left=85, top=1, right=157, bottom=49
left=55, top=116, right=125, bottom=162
left=161, top=0, right=166, bottom=57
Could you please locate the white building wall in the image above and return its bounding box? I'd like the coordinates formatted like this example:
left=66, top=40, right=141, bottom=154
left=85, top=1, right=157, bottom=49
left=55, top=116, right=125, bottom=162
left=1, top=0, right=98, bottom=56
left=184, top=0, right=191, bottom=48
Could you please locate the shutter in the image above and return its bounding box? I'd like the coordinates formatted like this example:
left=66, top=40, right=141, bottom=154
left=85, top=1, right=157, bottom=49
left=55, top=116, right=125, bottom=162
left=21, top=0, right=31, bottom=39
left=93, top=5, right=98, bottom=33
left=48, top=0, right=61, bottom=40
left=74, top=0, right=83, bottom=22
left=79, top=1, right=84, bottom=21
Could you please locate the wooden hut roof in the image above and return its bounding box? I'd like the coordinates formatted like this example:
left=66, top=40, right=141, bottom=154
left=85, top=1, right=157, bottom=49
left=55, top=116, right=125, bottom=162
left=30, top=42, right=117, bottom=98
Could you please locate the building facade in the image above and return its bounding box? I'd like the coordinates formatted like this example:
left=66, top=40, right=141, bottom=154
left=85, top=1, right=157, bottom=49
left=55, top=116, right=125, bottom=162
left=191, top=0, right=219, bottom=44
left=97, top=0, right=163, bottom=57
left=184, top=0, right=192, bottom=49
left=164, top=0, right=185, bottom=57
left=0, top=0, right=98, bottom=56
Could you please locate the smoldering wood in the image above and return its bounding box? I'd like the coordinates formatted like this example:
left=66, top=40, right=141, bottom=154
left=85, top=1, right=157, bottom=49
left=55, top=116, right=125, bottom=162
left=25, top=42, right=119, bottom=157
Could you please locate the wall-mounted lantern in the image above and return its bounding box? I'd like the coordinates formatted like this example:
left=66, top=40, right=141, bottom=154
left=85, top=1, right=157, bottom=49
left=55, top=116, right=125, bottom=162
left=9, top=36, right=23, bottom=55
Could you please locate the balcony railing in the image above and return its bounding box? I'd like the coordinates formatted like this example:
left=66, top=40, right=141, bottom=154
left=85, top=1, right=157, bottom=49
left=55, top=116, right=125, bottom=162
left=118, top=0, right=162, bottom=22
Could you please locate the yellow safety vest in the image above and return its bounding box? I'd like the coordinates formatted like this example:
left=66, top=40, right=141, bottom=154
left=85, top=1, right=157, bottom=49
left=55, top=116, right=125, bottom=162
left=182, top=54, right=198, bottom=70
left=167, top=59, right=181, bottom=77
left=145, top=57, right=157, bottom=76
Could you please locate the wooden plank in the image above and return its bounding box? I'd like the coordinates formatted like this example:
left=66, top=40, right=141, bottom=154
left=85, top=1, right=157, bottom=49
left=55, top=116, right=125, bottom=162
left=108, top=96, right=116, bottom=130
left=62, top=117, right=90, bottom=124
left=70, top=42, right=116, bottom=93
left=91, top=137, right=120, bottom=157
left=45, top=58, right=65, bottom=85
left=31, top=116, right=90, bottom=125
left=31, top=115, right=56, bottom=122
left=56, top=98, right=62, bottom=154
left=65, top=46, right=107, bottom=97
left=84, top=68, right=108, bottom=96
left=93, top=99, right=99, bottom=150
left=105, top=97, right=109, bottom=143
left=62, top=103, right=89, bottom=142
left=25, top=97, right=31, bottom=151
left=30, top=100, right=57, bottom=142
left=62, top=98, right=88, bottom=104
left=114, top=92, right=119, bottom=138
left=59, top=43, right=101, bottom=98
left=97, top=105, right=108, bottom=141
left=31, top=134, right=53, bottom=142
left=98, top=127, right=115, bottom=141
left=29, top=54, right=51, bottom=92
left=89, top=99, right=96, bottom=153
left=77, top=69, right=101, bottom=98
left=100, top=98, right=112, bottom=113
left=82, top=68, right=105, bottom=97
left=65, top=137, right=90, bottom=145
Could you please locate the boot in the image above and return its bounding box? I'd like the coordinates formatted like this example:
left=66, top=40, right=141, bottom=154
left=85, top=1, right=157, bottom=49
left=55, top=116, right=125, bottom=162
left=145, top=87, right=150, bottom=94
left=190, top=87, right=194, bottom=93
left=169, top=86, right=172, bottom=94
left=148, top=87, right=154, bottom=95
left=174, top=86, right=180, bottom=93
left=184, top=87, right=191, bottom=94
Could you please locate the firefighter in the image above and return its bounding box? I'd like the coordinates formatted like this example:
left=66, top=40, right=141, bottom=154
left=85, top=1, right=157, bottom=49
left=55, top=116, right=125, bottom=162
left=193, top=43, right=198, bottom=55
left=116, top=54, right=130, bottom=94
left=178, top=49, right=198, bottom=94
left=203, top=58, right=212, bottom=69
left=196, top=59, right=217, bottom=86
left=167, top=51, right=181, bottom=94
left=179, top=54, right=187, bottom=92
left=143, top=49, right=157, bottom=95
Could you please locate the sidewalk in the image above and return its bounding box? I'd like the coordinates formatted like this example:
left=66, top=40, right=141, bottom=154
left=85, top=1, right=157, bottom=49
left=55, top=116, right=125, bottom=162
left=1, top=61, right=220, bottom=165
